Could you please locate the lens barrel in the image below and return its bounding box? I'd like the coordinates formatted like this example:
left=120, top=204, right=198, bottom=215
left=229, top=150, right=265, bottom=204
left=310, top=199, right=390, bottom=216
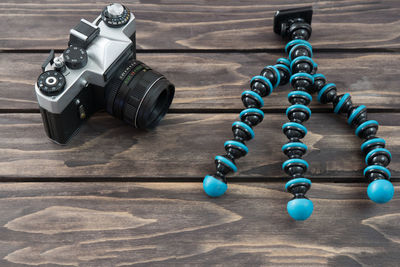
left=105, top=60, right=174, bottom=128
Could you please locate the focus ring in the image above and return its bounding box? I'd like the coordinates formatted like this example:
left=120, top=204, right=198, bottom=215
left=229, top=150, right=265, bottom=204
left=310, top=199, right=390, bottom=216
left=123, top=70, right=161, bottom=126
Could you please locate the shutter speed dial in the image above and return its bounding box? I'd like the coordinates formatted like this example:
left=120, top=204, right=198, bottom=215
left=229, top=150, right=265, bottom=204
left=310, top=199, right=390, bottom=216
left=101, top=3, right=130, bottom=27
left=63, top=46, right=88, bottom=70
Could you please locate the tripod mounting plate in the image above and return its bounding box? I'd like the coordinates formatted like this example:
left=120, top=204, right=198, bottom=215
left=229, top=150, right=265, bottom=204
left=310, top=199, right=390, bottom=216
left=274, top=6, right=313, bottom=36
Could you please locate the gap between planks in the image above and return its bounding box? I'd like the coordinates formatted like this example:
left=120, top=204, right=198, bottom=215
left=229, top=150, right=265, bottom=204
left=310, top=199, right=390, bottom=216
left=2, top=48, right=400, bottom=54
left=0, top=177, right=398, bottom=183
left=0, top=110, right=399, bottom=114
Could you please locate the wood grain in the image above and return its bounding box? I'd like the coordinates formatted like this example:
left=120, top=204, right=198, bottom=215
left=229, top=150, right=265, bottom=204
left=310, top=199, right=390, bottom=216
left=0, top=113, right=397, bottom=180
left=1, top=52, right=400, bottom=111
left=0, top=0, right=398, bottom=265
left=0, top=182, right=399, bottom=266
left=1, top=0, right=400, bottom=50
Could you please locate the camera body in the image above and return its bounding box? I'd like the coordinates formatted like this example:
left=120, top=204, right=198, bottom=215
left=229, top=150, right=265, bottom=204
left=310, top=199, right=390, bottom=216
left=35, top=3, right=174, bottom=144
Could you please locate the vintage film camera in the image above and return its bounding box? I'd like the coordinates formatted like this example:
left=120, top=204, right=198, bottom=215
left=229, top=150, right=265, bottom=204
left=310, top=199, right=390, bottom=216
left=35, top=3, right=175, bottom=144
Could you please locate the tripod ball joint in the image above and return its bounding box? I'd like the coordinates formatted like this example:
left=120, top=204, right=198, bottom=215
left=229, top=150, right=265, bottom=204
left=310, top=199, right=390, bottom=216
left=282, top=158, right=309, bottom=177
left=203, top=175, right=228, bottom=197
left=275, top=61, right=292, bottom=85
left=232, top=121, right=254, bottom=142
left=364, top=165, right=393, bottom=203
left=318, top=83, right=337, bottom=104
left=290, top=73, right=314, bottom=92
left=282, top=142, right=307, bottom=158
left=287, top=198, right=314, bottom=221
left=286, top=104, right=311, bottom=124
left=289, top=44, right=313, bottom=61
left=250, top=76, right=273, bottom=97
left=240, top=108, right=264, bottom=127
left=224, top=140, right=249, bottom=159
left=333, top=93, right=353, bottom=114
left=367, top=179, right=394, bottom=204
left=290, top=56, right=315, bottom=74
left=289, top=22, right=312, bottom=40
left=285, top=178, right=313, bottom=221
left=203, top=155, right=236, bottom=198
left=242, top=90, right=264, bottom=109
left=348, top=105, right=367, bottom=126
left=312, top=73, right=326, bottom=93
left=365, top=148, right=391, bottom=166
left=283, top=122, right=307, bottom=140
left=260, top=66, right=281, bottom=88
left=288, top=91, right=312, bottom=106
left=356, top=120, right=379, bottom=139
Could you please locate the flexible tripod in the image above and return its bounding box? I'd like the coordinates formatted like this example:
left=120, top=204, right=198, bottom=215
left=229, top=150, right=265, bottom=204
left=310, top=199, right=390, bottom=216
left=275, top=6, right=393, bottom=220
left=203, top=6, right=394, bottom=222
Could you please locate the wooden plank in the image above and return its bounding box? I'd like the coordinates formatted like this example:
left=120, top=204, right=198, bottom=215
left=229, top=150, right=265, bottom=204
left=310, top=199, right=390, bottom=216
left=0, top=113, right=398, bottom=180
left=0, top=182, right=399, bottom=266
left=1, top=52, right=399, bottom=111
left=1, top=0, right=400, bottom=50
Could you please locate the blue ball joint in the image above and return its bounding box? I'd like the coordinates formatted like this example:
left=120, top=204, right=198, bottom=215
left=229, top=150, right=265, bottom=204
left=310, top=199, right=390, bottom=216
left=367, top=179, right=394, bottom=204
left=364, top=163, right=393, bottom=204
left=287, top=198, right=314, bottom=221
left=285, top=178, right=313, bottom=221
left=203, top=175, right=228, bottom=197
left=203, top=156, right=237, bottom=197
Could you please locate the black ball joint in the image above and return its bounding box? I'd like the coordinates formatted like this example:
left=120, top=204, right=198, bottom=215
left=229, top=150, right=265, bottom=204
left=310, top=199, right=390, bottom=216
left=283, top=160, right=308, bottom=178
left=283, top=123, right=307, bottom=141
left=287, top=182, right=311, bottom=198
left=287, top=105, right=310, bottom=123
left=282, top=143, right=307, bottom=159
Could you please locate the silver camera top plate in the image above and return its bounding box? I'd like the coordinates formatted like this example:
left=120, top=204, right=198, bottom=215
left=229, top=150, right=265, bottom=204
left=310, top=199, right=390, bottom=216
left=35, top=12, right=136, bottom=114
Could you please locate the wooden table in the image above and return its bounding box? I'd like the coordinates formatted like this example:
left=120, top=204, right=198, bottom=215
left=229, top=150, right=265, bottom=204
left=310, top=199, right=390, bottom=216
left=0, top=1, right=399, bottom=266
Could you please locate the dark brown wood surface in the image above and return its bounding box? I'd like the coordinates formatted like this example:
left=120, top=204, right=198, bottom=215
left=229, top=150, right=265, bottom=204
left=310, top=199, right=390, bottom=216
left=1, top=52, right=400, bottom=111
left=0, top=112, right=398, bottom=180
left=1, top=0, right=400, bottom=50
left=0, top=0, right=399, bottom=266
left=0, top=182, right=399, bottom=266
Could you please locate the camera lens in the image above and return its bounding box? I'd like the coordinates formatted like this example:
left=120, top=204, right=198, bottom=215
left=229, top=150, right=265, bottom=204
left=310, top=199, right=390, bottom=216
left=105, top=60, right=175, bottom=128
